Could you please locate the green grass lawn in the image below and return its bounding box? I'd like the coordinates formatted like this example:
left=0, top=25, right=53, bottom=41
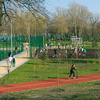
left=1, top=79, right=100, bottom=100
left=0, top=58, right=100, bottom=85
left=0, top=58, right=100, bottom=99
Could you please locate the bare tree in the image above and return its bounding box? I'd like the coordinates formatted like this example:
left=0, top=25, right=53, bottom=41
left=89, top=14, right=99, bottom=36
left=55, top=7, right=68, bottom=36
left=0, top=0, right=48, bottom=26
left=46, top=18, right=58, bottom=36
left=48, top=7, right=68, bottom=37
left=95, top=21, right=100, bottom=35
left=1, top=7, right=47, bottom=36
left=67, top=2, right=91, bottom=37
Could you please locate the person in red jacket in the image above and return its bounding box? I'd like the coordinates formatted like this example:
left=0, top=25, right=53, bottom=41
left=68, top=64, right=77, bottom=79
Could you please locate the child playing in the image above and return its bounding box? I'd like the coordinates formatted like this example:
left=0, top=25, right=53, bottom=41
left=12, top=56, right=16, bottom=67
left=68, top=64, right=77, bottom=79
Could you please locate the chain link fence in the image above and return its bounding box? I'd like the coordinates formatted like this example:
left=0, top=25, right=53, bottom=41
left=30, top=35, right=45, bottom=58
left=44, top=36, right=100, bottom=59
left=0, top=35, right=25, bottom=61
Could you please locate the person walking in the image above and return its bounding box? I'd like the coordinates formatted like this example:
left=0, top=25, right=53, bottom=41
left=68, top=64, right=77, bottom=79
left=1, top=50, right=3, bottom=54
left=15, top=46, right=17, bottom=54
left=81, top=47, right=84, bottom=56
left=53, top=48, right=57, bottom=57
left=26, top=44, right=28, bottom=50
left=12, top=56, right=16, bottom=67
left=79, top=47, right=81, bottom=56
left=58, top=43, right=60, bottom=48
left=8, top=55, right=13, bottom=67
left=83, top=48, right=86, bottom=57
left=8, top=51, right=11, bottom=57
left=35, top=49, right=38, bottom=58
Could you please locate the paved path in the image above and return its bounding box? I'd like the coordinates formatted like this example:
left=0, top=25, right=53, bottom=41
left=0, top=50, right=29, bottom=78
left=0, top=73, right=100, bottom=94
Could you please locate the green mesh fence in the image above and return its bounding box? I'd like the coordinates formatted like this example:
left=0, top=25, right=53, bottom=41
left=30, top=35, right=45, bottom=58
left=0, top=35, right=25, bottom=61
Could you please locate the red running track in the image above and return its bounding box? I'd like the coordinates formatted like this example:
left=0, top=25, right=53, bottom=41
left=0, top=73, right=100, bottom=94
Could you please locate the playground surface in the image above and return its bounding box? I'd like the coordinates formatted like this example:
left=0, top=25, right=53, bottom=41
left=0, top=73, right=100, bottom=94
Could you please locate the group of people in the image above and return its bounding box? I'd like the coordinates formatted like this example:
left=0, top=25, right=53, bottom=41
left=75, top=47, right=87, bottom=57
left=53, top=47, right=62, bottom=58
left=8, top=51, right=16, bottom=67
left=79, top=47, right=86, bottom=56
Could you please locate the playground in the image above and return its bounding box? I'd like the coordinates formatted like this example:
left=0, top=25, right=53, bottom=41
left=0, top=36, right=100, bottom=99
left=0, top=52, right=100, bottom=99
left=1, top=0, right=100, bottom=99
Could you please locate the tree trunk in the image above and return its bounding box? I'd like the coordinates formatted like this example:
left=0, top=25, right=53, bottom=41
left=0, top=1, right=3, bottom=26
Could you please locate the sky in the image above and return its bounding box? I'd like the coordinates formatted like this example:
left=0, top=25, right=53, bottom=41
left=46, top=0, right=100, bottom=14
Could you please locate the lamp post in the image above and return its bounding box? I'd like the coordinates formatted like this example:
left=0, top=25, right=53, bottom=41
left=35, top=18, right=36, bottom=36
left=76, top=35, right=78, bottom=59
left=10, top=1, right=13, bottom=53
left=11, top=18, right=13, bottom=52
left=28, top=21, right=30, bottom=58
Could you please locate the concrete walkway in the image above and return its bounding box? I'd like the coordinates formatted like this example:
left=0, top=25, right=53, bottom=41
left=0, top=50, right=29, bottom=78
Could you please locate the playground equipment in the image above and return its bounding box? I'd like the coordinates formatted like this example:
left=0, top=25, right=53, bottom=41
left=71, top=36, right=82, bottom=45
left=71, top=35, right=82, bottom=59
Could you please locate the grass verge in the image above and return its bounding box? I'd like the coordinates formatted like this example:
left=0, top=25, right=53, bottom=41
left=0, top=80, right=100, bottom=100
left=0, top=58, right=100, bottom=85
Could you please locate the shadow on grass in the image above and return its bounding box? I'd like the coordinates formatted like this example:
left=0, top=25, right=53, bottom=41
left=27, top=63, right=41, bottom=65
left=23, top=71, right=33, bottom=72
left=91, top=69, right=98, bottom=71
left=49, top=59, right=58, bottom=63
left=1, top=96, right=27, bottom=100
left=49, top=61, right=58, bottom=63
left=62, top=59, right=99, bottom=63
left=63, top=73, right=70, bottom=74
left=1, top=97, right=17, bottom=100
left=29, top=76, right=39, bottom=78
left=62, top=59, right=87, bottom=63
left=48, top=77, right=57, bottom=79
left=50, top=88, right=65, bottom=92
left=94, top=83, right=100, bottom=85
